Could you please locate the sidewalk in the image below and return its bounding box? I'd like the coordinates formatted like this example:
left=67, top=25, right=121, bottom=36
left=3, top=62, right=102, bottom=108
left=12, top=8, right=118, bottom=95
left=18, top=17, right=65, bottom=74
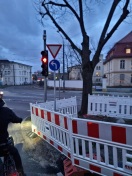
left=21, top=117, right=62, bottom=175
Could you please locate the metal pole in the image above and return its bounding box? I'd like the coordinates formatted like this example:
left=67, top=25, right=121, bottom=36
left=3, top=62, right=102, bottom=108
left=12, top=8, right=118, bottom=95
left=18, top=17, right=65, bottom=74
left=43, top=30, right=47, bottom=102
left=54, top=71, right=56, bottom=111
left=62, top=41, right=65, bottom=92
left=59, top=69, right=60, bottom=99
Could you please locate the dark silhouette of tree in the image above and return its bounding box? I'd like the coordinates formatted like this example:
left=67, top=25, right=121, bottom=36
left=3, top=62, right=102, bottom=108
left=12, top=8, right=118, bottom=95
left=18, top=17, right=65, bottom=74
left=37, top=0, right=131, bottom=115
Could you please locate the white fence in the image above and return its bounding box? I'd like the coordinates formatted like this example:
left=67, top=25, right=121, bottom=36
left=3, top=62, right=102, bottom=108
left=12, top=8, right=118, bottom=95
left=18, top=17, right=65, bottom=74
left=48, top=80, right=83, bottom=89
left=35, top=96, right=77, bottom=117
left=30, top=97, right=132, bottom=176
left=88, top=94, right=132, bottom=119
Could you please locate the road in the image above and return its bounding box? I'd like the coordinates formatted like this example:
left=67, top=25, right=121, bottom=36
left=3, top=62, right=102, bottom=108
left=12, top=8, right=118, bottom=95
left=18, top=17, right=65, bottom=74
left=2, top=85, right=82, bottom=118
left=1, top=85, right=131, bottom=175
left=0, top=85, right=82, bottom=176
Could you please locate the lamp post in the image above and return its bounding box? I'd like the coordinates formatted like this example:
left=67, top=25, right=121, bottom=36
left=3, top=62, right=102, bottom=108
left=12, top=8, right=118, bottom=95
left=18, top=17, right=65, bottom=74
left=58, top=32, right=65, bottom=92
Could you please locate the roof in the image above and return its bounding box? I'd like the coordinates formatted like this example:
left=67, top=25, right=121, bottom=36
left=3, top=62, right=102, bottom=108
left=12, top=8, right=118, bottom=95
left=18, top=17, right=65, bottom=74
left=117, top=31, right=132, bottom=43
left=104, top=31, right=132, bottom=64
left=0, top=59, right=32, bottom=67
left=0, top=59, right=10, bottom=62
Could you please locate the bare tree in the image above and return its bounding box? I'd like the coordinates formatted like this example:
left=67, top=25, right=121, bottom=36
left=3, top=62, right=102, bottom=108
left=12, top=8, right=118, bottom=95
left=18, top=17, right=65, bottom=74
left=37, top=0, right=131, bottom=115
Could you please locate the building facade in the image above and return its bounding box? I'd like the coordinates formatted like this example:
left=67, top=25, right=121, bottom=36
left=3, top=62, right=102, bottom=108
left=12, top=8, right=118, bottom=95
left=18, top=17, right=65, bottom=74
left=0, top=60, right=32, bottom=85
left=68, top=54, right=104, bottom=86
left=92, top=54, right=104, bottom=86
left=68, top=65, right=82, bottom=80
left=104, top=31, right=132, bottom=87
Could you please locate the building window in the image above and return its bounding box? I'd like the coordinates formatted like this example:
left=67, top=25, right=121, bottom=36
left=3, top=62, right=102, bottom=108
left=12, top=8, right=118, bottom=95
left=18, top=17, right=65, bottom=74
left=100, top=104, right=102, bottom=111
left=130, top=106, right=132, bottom=115
left=96, top=78, right=101, bottom=82
left=119, top=105, right=121, bottom=113
left=124, top=105, right=127, bottom=114
left=90, top=103, right=93, bottom=111
left=104, top=104, right=107, bottom=112
left=120, top=74, right=125, bottom=80
left=120, top=60, right=125, bottom=69
left=126, top=48, right=131, bottom=54
left=110, top=51, right=113, bottom=57
left=95, top=103, right=97, bottom=111
left=96, top=66, right=101, bottom=70
left=120, top=74, right=125, bottom=84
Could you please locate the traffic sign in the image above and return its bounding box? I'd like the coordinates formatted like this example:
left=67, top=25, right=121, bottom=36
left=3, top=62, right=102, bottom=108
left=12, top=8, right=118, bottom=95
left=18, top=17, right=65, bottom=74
left=47, top=44, right=62, bottom=59
left=49, top=59, right=60, bottom=71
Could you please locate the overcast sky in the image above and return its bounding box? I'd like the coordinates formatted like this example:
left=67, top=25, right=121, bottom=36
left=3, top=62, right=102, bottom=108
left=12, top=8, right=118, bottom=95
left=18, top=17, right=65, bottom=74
left=0, top=0, right=132, bottom=72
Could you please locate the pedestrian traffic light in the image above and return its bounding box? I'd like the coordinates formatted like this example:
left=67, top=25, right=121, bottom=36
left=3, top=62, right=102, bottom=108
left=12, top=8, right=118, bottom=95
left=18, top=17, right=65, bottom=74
left=41, top=50, right=48, bottom=77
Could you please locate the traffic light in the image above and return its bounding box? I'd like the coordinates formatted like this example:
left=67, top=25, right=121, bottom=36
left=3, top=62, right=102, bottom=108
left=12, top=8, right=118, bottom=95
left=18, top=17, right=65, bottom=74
left=41, top=50, right=48, bottom=76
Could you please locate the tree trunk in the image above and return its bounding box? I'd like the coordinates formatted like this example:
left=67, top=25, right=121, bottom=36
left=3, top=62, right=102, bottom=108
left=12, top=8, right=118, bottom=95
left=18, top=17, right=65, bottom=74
left=78, top=66, right=93, bottom=116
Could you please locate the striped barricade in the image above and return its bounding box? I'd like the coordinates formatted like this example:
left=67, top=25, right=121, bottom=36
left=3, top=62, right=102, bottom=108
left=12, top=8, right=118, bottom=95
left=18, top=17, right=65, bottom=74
left=30, top=103, right=71, bottom=159
left=30, top=101, right=132, bottom=176
left=88, top=94, right=132, bottom=118
left=71, top=118, right=132, bottom=176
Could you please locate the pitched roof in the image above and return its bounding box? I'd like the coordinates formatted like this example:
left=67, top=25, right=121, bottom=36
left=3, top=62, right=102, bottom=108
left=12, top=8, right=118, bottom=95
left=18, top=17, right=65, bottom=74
left=104, top=31, right=132, bottom=64
left=117, top=31, right=132, bottom=43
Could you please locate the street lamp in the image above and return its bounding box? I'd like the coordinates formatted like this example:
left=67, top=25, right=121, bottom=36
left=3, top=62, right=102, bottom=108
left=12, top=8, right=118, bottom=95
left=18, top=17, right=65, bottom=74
left=57, top=31, right=65, bottom=92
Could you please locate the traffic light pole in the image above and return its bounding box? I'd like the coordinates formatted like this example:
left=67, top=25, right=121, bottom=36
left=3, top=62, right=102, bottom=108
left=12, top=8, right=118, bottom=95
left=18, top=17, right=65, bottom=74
left=43, top=30, right=47, bottom=102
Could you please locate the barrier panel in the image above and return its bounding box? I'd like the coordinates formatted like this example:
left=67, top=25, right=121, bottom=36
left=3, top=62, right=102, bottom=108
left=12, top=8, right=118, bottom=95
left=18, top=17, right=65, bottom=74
left=36, top=96, right=77, bottom=117
left=88, top=94, right=132, bottom=119
left=30, top=97, right=132, bottom=176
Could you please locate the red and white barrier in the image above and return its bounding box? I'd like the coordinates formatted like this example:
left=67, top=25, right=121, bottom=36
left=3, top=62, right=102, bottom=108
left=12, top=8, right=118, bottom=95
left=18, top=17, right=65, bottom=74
left=72, top=119, right=132, bottom=146
left=30, top=97, right=132, bottom=176
left=88, top=94, right=132, bottom=118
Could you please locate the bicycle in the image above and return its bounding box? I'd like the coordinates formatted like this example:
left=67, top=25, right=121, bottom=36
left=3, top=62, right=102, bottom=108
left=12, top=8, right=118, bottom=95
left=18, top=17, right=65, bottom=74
left=0, top=136, right=19, bottom=176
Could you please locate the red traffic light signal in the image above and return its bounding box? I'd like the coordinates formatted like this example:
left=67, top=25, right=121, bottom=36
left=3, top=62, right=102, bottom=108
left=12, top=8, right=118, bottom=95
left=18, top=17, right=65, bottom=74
left=41, top=57, right=48, bottom=63
left=41, top=50, right=48, bottom=77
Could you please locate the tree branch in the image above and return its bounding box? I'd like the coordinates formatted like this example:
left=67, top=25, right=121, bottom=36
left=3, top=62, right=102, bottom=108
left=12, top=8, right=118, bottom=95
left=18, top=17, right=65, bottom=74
left=102, top=0, right=130, bottom=45
left=92, top=0, right=130, bottom=67
left=47, top=1, right=66, bottom=7
left=79, top=0, right=87, bottom=36
left=99, top=0, right=121, bottom=46
left=42, top=3, right=81, bottom=55
left=63, top=0, right=80, bottom=21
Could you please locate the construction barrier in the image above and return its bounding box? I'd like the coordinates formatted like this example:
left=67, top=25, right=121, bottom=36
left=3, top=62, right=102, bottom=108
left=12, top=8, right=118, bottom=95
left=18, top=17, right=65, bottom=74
left=30, top=97, right=132, bottom=176
left=63, top=158, right=89, bottom=176
left=88, top=94, right=132, bottom=118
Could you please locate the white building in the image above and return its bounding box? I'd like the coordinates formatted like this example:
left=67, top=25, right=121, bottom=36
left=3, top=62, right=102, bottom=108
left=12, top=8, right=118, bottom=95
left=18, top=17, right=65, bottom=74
left=104, top=31, right=132, bottom=87
left=92, top=54, right=104, bottom=86
left=0, top=60, right=32, bottom=85
left=68, top=54, right=104, bottom=86
left=68, top=65, right=82, bottom=80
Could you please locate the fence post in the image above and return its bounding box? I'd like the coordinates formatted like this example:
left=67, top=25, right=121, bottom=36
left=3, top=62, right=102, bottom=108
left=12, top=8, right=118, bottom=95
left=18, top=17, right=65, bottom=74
left=67, top=114, right=74, bottom=164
